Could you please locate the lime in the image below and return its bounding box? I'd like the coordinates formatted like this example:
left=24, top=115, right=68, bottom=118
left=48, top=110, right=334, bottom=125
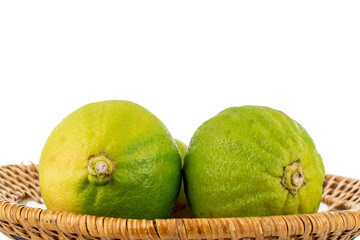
left=168, top=139, right=194, bottom=218
left=184, top=106, right=325, bottom=218
left=39, top=100, right=181, bottom=219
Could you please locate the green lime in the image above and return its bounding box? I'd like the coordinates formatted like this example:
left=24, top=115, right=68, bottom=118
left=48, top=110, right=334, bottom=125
left=39, top=100, right=181, bottom=219
left=168, top=139, right=194, bottom=218
left=184, top=106, right=325, bottom=218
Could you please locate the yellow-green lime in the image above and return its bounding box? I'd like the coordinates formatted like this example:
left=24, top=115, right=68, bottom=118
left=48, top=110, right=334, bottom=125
left=184, top=106, right=325, bottom=218
left=39, top=100, right=181, bottom=219
left=169, top=139, right=194, bottom=218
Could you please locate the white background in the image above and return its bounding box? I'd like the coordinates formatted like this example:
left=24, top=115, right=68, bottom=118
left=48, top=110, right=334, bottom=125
left=0, top=1, right=360, bottom=239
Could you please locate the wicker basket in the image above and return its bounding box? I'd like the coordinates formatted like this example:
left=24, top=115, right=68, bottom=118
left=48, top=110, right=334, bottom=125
left=1, top=163, right=360, bottom=240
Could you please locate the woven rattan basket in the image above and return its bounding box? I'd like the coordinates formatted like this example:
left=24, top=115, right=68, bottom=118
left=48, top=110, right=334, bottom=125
left=1, top=163, right=360, bottom=240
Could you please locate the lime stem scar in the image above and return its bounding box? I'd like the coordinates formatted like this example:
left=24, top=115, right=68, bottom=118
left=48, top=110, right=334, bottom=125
left=281, top=160, right=306, bottom=196
left=95, top=161, right=108, bottom=174
left=292, top=172, right=304, bottom=186
left=87, top=153, right=116, bottom=186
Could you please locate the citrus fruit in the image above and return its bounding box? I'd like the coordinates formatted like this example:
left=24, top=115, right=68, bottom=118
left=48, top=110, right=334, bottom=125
left=39, top=100, right=181, bottom=219
left=183, top=105, right=325, bottom=218
left=169, top=139, right=194, bottom=218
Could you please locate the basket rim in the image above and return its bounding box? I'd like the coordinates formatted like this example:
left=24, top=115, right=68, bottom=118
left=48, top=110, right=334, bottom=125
left=1, top=163, right=360, bottom=239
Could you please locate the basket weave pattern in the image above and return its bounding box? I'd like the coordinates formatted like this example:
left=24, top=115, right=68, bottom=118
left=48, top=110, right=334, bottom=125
left=1, top=164, right=360, bottom=240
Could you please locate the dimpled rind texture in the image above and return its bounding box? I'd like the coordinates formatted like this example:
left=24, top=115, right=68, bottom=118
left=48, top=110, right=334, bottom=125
left=183, top=106, right=325, bottom=218
left=39, top=100, right=181, bottom=220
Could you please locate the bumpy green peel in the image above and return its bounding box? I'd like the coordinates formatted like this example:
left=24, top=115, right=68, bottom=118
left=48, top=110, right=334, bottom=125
left=39, top=100, right=181, bottom=219
left=184, top=105, right=325, bottom=218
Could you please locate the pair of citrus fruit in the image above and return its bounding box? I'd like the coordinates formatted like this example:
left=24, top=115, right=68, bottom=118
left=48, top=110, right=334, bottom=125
left=39, top=101, right=324, bottom=219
